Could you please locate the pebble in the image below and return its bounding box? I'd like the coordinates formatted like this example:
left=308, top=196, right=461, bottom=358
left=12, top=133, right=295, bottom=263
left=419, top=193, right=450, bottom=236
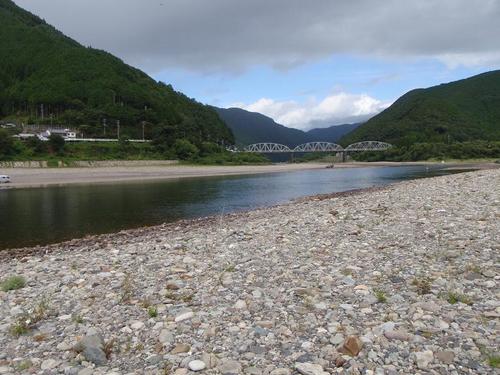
left=188, top=360, right=206, bottom=371
left=41, top=359, right=59, bottom=370
left=415, top=350, right=434, bottom=369
left=159, top=329, right=174, bottom=344
left=384, top=330, right=411, bottom=341
left=295, top=362, right=329, bottom=375
left=175, top=310, right=194, bottom=322
left=219, top=360, right=242, bottom=375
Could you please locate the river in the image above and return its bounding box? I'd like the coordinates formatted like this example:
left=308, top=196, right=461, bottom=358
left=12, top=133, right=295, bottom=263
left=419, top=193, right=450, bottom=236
left=0, top=165, right=467, bottom=250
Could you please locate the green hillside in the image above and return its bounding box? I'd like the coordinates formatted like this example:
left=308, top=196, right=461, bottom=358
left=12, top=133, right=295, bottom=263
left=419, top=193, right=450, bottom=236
left=0, top=0, right=233, bottom=145
left=341, top=71, right=500, bottom=146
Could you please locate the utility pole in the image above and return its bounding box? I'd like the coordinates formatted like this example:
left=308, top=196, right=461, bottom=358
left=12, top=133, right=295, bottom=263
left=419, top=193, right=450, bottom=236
left=143, top=105, right=148, bottom=141
left=117, top=120, right=120, bottom=139
left=103, top=118, right=107, bottom=136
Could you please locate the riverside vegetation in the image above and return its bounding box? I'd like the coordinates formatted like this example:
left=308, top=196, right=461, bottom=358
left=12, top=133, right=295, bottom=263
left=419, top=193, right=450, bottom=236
left=0, top=130, right=268, bottom=165
left=0, top=169, right=498, bottom=373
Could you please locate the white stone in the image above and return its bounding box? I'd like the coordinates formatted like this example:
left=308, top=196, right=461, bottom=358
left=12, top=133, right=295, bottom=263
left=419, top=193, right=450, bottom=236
left=130, top=321, right=145, bottom=330
left=188, top=360, right=206, bottom=371
left=175, top=310, right=194, bottom=322
left=301, top=341, right=314, bottom=350
left=233, top=299, right=247, bottom=309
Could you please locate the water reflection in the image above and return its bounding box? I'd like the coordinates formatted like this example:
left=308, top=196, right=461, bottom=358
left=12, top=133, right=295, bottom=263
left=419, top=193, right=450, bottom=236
left=0, top=165, right=462, bottom=249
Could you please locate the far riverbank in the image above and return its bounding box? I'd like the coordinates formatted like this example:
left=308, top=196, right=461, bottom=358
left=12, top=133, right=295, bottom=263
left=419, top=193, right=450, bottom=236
left=1, top=161, right=497, bottom=189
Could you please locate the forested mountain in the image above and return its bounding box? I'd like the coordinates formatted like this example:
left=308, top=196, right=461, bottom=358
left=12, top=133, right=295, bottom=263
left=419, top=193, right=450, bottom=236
left=214, top=107, right=309, bottom=147
left=341, top=70, right=500, bottom=146
left=306, top=123, right=361, bottom=143
left=214, top=107, right=360, bottom=146
left=0, top=0, right=233, bottom=144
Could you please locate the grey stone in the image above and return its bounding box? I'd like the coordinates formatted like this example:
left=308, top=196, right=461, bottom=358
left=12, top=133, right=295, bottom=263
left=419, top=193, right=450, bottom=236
left=294, top=363, right=329, bottom=375
left=415, top=351, right=434, bottom=369
left=219, top=360, right=242, bottom=375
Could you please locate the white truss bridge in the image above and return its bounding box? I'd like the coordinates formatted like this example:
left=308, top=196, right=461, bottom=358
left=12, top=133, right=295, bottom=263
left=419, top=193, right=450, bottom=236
left=243, top=141, right=392, bottom=153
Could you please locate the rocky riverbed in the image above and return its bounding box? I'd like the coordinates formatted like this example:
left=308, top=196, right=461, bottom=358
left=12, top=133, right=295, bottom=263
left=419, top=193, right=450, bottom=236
left=0, top=170, right=499, bottom=374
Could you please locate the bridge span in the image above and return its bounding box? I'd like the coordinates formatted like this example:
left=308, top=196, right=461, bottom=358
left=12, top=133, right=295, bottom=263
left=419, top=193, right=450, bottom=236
left=242, top=141, right=392, bottom=153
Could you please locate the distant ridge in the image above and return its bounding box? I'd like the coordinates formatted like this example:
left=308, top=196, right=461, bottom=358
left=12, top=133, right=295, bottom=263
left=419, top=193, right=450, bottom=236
left=341, top=70, right=500, bottom=146
left=214, top=107, right=360, bottom=146
left=306, top=123, right=361, bottom=144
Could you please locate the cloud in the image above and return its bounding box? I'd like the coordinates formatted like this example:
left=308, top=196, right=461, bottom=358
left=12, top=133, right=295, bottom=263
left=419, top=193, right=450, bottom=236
left=235, top=93, right=391, bottom=130
left=14, top=0, right=500, bottom=73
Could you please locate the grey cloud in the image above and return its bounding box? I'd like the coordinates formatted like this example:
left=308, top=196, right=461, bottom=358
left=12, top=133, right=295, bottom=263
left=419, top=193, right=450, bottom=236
left=14, top=0, right=500, bottom=73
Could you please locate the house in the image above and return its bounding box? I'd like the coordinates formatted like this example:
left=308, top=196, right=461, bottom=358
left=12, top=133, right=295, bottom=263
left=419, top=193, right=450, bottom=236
left=40, top=128, right=77, bottom=140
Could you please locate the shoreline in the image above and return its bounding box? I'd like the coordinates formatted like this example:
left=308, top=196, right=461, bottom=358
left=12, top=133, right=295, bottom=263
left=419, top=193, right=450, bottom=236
left=1, top=161, right=497, bottom=190
left=1, top=169, right=498, bottom=373
left=0, top=185, right=389, bottom=261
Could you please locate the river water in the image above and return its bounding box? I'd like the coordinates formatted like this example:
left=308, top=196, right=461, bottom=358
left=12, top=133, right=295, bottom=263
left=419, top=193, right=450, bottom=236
left=0, top=165, right=466, bottom=250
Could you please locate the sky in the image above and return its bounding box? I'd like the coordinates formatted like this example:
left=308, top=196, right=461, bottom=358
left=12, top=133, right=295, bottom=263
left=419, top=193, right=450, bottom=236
left=15, top=0, right=500, bottom=130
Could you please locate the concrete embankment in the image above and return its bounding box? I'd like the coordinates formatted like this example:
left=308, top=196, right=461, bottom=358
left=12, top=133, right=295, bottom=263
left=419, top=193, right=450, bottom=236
left=0, top=169, right=498, bottom=373
left=0, top=160, right=179, bottom=168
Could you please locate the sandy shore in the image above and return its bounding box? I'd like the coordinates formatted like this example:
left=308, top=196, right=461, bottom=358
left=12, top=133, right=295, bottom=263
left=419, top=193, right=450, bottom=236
left=0, top=169, right=498, bottom=373
left=2, top=161, right=496, bottom=190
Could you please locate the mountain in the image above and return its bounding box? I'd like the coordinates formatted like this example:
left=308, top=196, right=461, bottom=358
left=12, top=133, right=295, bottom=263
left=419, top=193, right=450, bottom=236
left=214, top=107, right=309, bottom=147
left=306, top=123, right=361, bottom=143
left=341, top=71, right=500, bottom=146
left=214, top=107, right=359, bottom=146
left=0, top=0, right=233, bottom=144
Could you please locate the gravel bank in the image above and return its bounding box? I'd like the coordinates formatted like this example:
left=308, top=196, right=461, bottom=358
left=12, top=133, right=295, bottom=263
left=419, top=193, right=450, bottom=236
left=0, top=170, right=498, bottom=374
left=1, top=163, right=332, bottom=189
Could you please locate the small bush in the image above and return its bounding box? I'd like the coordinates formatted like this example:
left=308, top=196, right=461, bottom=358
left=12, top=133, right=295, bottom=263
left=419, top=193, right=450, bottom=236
left=412, top=276, right=432, bottom=295
left=10, top=321, right=29, bottom=336
left=148, top=306, right=158, bottom=318
left=103, top=338, right=115, bottom=359
left=488, top=355, right=499, bottom=368
left=10, top=297, right=50, bottom=336
left=374, top=289, right=387, bottom=303
left=120, top=274, right=133, bottom=303
left=446, top=291, right=473, bottom=305
left=1, top=275, right=26, bottom=291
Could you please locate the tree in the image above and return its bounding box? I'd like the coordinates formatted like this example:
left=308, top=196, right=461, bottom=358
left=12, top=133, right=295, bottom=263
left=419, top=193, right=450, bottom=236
left=0, top=129, right=15, bottom=159
left=173, top=139, right=199, bottom=160
left=26, top=136, right=48, bottom=154
left=48, top=134, right=65, bottom=155
left=152, top=124, right=178, bottom=153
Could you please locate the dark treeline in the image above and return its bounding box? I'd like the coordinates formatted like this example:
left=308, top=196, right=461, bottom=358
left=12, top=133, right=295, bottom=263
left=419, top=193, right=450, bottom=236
left=352, top=141, right=500, bottom=162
